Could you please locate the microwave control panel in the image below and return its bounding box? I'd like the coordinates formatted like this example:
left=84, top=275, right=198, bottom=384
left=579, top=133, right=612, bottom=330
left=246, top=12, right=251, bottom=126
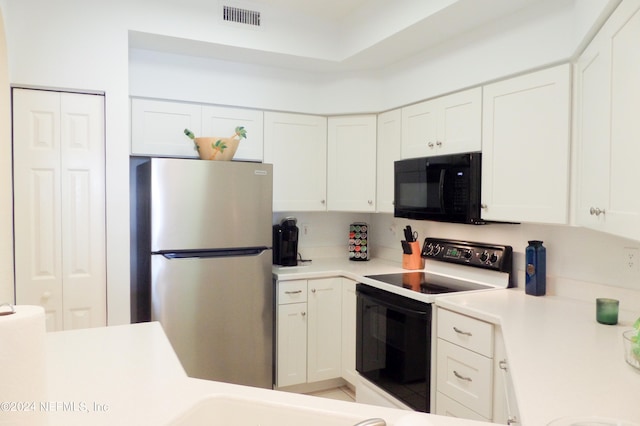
left=421, top=237, right=513, bottom=274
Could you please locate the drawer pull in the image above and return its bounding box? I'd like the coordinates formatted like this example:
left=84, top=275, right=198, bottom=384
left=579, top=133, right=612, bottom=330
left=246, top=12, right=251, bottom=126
left=453, top=370, right=472, bottom=382
left=284, top=290, right=302, bottom=295
left=453, top=326, right=472, bottom=336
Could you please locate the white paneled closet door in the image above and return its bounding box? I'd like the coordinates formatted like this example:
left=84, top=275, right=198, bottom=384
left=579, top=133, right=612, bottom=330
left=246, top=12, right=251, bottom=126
left=13, top=88, right=106, bottom=331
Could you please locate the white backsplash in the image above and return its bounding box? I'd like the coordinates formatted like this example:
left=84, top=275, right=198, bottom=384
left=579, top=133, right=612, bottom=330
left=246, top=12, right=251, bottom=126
left=275, top=212, right=640, bottom=311
left=273, top=212, right=373, bottom=260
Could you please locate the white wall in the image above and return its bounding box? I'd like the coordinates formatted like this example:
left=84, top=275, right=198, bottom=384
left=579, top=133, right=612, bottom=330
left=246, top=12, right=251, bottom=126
left=0, top=0, right=631, bottom=325
left=0, top=4, right=13, bottom=304
left=1, top=0, right=131, bottom=323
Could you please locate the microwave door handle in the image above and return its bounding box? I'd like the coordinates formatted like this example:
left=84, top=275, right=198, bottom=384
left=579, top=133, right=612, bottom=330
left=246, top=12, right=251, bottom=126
left=439, top=169, right=446, bottom=213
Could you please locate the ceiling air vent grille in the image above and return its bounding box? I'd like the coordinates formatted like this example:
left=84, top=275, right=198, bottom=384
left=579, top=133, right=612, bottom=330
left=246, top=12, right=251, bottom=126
left=223, top=5, right=261, bottom=26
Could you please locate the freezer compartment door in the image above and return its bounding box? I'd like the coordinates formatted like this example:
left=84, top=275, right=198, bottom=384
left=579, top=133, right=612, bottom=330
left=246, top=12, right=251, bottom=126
left=151, top=249, right=273, bottom=389
left=150, top=158, right=273, bottom=251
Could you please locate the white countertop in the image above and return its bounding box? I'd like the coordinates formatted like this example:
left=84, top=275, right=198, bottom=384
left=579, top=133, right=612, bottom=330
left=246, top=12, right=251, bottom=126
left=38, top=258, right=640, bottom=425
left=436, top=290, right=640, bottom=425
left=273, top=257, right=407, bottom=281
left=44, top=322, right=490, bottom=426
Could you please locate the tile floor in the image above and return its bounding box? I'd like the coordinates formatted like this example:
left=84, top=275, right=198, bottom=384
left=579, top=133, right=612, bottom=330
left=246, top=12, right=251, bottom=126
left=307, top=386, right=356, bottom=402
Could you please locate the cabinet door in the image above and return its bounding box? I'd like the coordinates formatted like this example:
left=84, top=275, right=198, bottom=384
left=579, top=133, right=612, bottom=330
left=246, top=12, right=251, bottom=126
left=437, top=339, right=493, bottom=419
left=401, top=88, right=481, bottom=159
left=13, top=89, right=106, bottom=331
left=131, top=98, right=201, bottom=157
left=327, top=115, right=377, bottom=212
left=341, top=278, right=358, bottom=386
left=264, top=112, right=327, bottom=211
left=575, top=1, right=640, bottom=240
left=575, top=31, right=610, bottom=231
left=376, top=109, right=401, bottom=213
left=401, top=99, right=438, bottom=159
left=481, top=64, right=571, bottom=224
left=276, top=302, right=308, bottom=387
left=606, top=2, right=640, bottom=240
left=307, top=277, right=342, bottom=382
left=201, top=105, right=263, bottom=162
left=438, top=87, right=482, bottom=155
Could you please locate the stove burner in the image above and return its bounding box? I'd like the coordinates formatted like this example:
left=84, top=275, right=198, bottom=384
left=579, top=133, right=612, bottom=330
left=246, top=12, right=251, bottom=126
left=365, top=272, right=494, bottom=294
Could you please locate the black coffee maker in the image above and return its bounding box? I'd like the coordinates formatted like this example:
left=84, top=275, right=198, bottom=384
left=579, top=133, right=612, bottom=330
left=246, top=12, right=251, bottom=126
left=273, top=217, right=299, bottom=266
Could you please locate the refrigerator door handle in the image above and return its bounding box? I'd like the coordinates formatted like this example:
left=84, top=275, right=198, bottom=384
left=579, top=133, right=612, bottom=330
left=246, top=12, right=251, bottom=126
left=158, top=247, right=269, bottom=259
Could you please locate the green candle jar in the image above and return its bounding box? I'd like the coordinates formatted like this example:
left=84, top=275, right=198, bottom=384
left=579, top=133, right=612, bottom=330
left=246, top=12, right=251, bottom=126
left=596, top=298, right=619, bottom=325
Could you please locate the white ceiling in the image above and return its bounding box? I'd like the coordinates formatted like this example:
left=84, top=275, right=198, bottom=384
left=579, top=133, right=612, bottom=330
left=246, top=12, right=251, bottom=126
left=129, top=0, right=614, bottom=73
left=249, top=0, right=371, bottom=20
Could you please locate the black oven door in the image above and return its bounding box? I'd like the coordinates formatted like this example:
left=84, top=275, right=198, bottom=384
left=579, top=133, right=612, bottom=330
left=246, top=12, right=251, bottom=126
left=356, top=284, right=432, bottom=412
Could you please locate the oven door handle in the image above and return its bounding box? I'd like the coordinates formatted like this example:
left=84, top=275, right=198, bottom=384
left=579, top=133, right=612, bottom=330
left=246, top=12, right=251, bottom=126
left=362, top=295, right=429, bottom=319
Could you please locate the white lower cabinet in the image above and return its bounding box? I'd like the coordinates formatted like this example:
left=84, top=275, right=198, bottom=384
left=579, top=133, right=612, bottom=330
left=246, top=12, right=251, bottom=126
left=436, top=308, right=518, bottom=424
left=276, top=280, right=308, bottom=387
left=341, top=278, right=358, bottom=386
left=276, top=278, right=342, bottom=388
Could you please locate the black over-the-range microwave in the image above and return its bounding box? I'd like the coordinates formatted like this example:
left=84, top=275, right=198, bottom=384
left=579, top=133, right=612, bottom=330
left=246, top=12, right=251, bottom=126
left=394, top=152, right=483, bottom=224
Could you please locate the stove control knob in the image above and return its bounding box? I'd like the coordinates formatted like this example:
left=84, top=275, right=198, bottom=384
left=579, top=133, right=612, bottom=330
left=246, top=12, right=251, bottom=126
left=433, top=244, right=443, bottom=256
left=489, top=252, right=499, bottom=263
left=424, top=243, right=434, bottom=256
left=480, top=250, right=489, bottom=262
left=463, top=250, right=473, bottom=260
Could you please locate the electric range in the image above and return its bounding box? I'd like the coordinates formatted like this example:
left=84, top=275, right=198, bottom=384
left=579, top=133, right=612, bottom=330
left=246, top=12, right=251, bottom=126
left=361, top=237, right=513, bottom=303
left=355, top=237, right=513, bottom=413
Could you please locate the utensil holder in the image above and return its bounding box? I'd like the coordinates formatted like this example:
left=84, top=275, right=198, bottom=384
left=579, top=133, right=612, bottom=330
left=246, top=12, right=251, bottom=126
left=402, top=242, right=424, bottom=270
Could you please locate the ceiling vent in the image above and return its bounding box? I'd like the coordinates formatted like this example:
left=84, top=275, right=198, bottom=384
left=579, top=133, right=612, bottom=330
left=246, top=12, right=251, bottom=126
left=223, top=5, right=261, bottom=27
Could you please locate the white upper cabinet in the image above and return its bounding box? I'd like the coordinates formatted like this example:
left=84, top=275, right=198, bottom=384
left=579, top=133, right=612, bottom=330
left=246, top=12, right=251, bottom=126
left=131, top=98, right=201, bottom=157
left=575, top=0, right=640, bottom=241
left=376, top=109, right=401, bottom=213
left=201, top=105, right=263, bottom=162
left=327, top=115, right=377, bottom=212
left=481, top=64, right=571, bottom=224
left=401, top=87, right=481, bottom=159
left=131, top=98, right=263, bottom=162
left=264, top=112, right=328, bottom=211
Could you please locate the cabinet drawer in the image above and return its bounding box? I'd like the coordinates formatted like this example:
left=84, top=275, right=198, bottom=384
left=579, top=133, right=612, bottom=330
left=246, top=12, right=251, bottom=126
left=436, top=392, right=490, bottom=422
left=437, top=309, right=494, bottom=357
left=437, top=339, right=493, bottom=419
left=278, top=280, right=307, bottom=304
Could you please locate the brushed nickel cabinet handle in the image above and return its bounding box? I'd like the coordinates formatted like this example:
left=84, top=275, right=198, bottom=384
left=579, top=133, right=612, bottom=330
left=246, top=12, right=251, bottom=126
left=453, top=326, right=472, bottom=336
left=453, top=370, right=472, bottom=382
left=284, top=290, right=302, bottom=295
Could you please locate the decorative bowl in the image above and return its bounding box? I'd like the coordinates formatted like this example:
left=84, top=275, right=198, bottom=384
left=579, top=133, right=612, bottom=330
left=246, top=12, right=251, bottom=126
left=623, top=329, right=640, bottom=370
left=193, top=137, right=240, bottom=161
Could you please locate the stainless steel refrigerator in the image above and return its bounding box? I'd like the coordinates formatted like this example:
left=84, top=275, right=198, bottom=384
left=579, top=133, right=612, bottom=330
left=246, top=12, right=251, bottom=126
left=131, top=157, right=273, bottom=389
